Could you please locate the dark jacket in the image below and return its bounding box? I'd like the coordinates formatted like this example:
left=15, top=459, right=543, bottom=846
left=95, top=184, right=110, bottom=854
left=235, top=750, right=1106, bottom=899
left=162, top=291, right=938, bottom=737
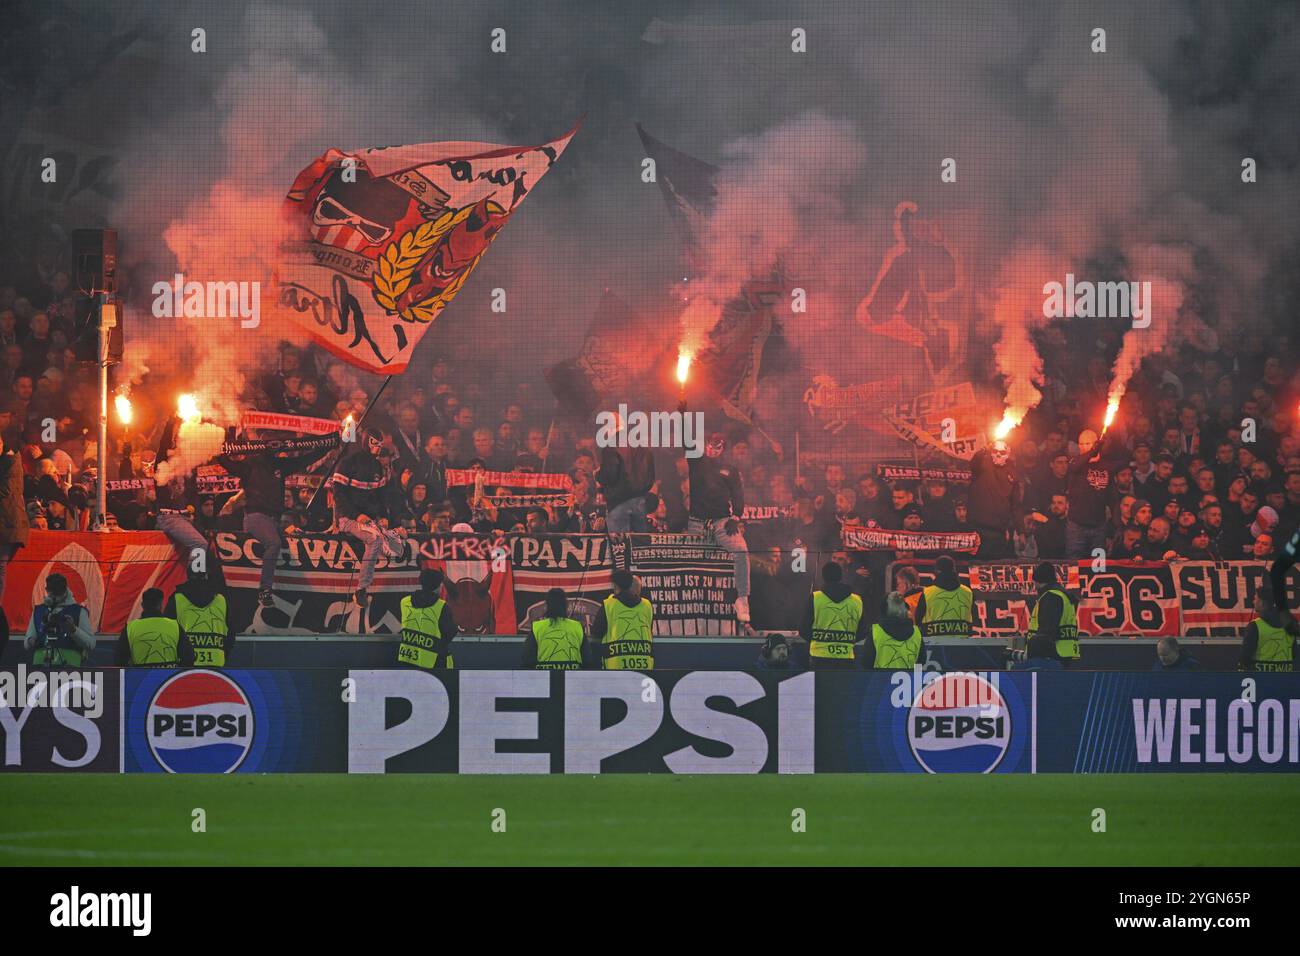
left=220, top=449, right=326, bottom=517
left=596, top=446, right=655, bottom=510
left=1152, top=651, right=1199, bottom=671
left=687, top=455, right=745, bottom=520
left=330, top=449, right=391, bottom=521
left=0, top=450, right=29, bottom=545
left=967, top=449, right=1018, bottom=530
left=1066, top=436, right=1126, bottom=528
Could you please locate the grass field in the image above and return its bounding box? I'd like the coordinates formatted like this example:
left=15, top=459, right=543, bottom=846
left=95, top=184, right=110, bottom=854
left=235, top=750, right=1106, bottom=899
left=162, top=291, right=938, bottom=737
left=3, top=774, right=1298, bottom=866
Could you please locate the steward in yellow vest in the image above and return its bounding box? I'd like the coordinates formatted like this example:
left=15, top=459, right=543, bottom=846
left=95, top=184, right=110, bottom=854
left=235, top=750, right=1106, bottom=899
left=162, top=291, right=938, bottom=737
left=116, top=587, right=179, bottom=667
left=1241, top=587, right=1297, bottom=673
left=913, top=555, right=974, bottom=638
left=860, top=591, right=927, bottom=670
left=592, top=570, right=653, bottom=670
left=1027, top=561, right=1079, bottom=663
left=166, top=567, right=234, bottom=668
left=523, top=587, right=588, bottom=669
left=398, top=568, right=459, bottom=669
left=801, top=561, right=868, bottom=668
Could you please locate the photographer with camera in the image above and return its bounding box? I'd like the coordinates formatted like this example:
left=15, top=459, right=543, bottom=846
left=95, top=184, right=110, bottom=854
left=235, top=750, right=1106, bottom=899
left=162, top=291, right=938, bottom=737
left=24, top=572, right=95, bottom=667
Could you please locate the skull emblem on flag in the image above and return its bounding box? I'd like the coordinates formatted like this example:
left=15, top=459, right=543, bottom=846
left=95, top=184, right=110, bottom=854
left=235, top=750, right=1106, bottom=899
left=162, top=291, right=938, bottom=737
left=277, top=123, right=579, bottom=374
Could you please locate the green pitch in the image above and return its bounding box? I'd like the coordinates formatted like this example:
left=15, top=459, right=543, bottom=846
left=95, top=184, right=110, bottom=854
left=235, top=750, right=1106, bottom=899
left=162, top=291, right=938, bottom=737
left=3, top=774, right=1297, bottom=866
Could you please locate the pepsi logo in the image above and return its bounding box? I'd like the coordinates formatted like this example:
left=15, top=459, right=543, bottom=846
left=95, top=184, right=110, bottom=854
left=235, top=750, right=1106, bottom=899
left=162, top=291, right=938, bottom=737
left=146, top=670, right=254, bottom=773
left=907, top=672, right=1010, bottom=773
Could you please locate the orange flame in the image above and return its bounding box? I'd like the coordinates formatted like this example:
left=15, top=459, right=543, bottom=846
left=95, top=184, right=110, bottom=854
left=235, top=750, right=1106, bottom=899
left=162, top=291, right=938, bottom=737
left=114, top=394, right=133, bottom=425
left=1102, top=396, right=1120, bottom=433
left=676, top=351, right=692, bottom=385
left=992, top=410, right=1022, bottom=441
left=177, top=393, right=201, bottom=423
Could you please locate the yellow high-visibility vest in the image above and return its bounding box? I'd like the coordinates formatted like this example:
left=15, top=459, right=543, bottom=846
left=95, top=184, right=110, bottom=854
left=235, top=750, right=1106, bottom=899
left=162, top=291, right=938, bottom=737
left=175, top=593, right=229, bottom=668
left=602, top=596, right=653, bottom=670
left=810, top=590, right=863, bottom=660
left=399, top=596, right=453, bottom=669
left=919, top=584, right=973, bottom=638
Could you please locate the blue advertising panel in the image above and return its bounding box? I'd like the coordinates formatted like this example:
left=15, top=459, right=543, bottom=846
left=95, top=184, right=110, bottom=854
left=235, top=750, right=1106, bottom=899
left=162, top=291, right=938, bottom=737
left=123, top=669, right=343, bottom=773
left=815, top=670, right=1035, bottom=773
left=1036, top=672, right=1300, bottom=773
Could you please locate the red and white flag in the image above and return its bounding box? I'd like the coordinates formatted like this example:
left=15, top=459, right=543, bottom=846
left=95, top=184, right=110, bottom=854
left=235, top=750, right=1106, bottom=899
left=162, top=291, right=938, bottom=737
left=277, top=122, right=579, bottom=374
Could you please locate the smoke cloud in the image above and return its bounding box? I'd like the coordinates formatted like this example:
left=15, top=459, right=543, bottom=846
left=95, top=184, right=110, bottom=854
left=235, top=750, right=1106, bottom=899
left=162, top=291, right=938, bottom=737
left=11, top=0, right=1295, bottom=449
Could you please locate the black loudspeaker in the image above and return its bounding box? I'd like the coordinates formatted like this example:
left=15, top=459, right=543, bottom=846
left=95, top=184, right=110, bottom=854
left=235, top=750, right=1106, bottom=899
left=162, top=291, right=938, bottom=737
left=72, top=228, right=118, bottom=294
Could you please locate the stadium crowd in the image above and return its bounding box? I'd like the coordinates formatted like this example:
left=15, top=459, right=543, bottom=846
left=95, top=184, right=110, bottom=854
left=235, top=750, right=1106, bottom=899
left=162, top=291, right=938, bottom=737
left=1, top=245, right=1298, bottom=595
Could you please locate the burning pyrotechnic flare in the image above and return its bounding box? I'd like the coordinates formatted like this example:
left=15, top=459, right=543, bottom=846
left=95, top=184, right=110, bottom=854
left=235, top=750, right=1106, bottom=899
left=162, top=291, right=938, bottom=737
left=177, top=393, right=201, bottom=424
left=114, top=394, right=133, bottom=426
left=992, top=410, right=1023, bottom=441
left=1102, top=394, right=1121, bottom=435
left=676, top=350, right=692, bottom=386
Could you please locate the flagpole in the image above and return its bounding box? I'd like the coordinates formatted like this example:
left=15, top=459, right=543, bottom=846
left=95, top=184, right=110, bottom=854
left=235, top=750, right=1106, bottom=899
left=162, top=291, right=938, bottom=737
left=306, top=374, right=394, bottom=510
left=540, top=415, right=558, bottom=467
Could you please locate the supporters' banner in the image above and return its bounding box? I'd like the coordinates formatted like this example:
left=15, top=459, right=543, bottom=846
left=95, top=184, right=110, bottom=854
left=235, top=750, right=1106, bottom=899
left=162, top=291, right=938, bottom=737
left=802, top=376, right=901, bottom=435
left=105, top=478, right=156, bottom=492
left=0, top=532, right=186, bottom=635
left=506, top=534, right=616, bottom=634
left=414, top=533, right=516, bottom=635
left=703, top=273, right=787, bottom=424
left=485, top=493, right=569, bottom=508
left=197, top=476, right=242, bottom=494
left=855, top=201, right=966, bottom=382
left=278, top=124, right=579, bottom=375
left=882, top=382, right=986, bottom=461
left=876, top=461, right=973, bottom=483
left=635, top=123, right=718, bottom=250
left=636, top=124, right=785, bottom=423
left=967, top=560, right=1078, bottom=597
left=1174, top=561, right=1281, bottom=636
left=892, top=558, right=1299, bottom=638
left=545, top=291, right=658, bottom=415
left=221, top=435, right=339, bottom=456
left=7, top=534, right=1292, bottom=640
left=618, top=533, right=739, bottom=636
left=739, top=503, right=794, bottom=523
left=844, top=525, right=980, bottom=553
left=215, top=531, right=515, bottom=635
left=445, top=469, right=573, bottom=491
left=242, top=410, right=342, bottom=435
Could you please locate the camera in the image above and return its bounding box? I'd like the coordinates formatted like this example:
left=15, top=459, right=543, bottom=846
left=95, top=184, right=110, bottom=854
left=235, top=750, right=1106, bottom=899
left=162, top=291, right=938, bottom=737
left=36, top=606, right=74, bottom=650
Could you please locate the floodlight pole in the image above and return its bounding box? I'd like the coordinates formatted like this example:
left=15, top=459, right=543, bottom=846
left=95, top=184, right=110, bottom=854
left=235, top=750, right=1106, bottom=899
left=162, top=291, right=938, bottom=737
left=94, top=294, right=115, bottom=530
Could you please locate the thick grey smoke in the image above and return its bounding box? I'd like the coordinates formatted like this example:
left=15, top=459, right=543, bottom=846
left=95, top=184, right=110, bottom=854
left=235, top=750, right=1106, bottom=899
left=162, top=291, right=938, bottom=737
left=15, top=0, right=1298, bottom=436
